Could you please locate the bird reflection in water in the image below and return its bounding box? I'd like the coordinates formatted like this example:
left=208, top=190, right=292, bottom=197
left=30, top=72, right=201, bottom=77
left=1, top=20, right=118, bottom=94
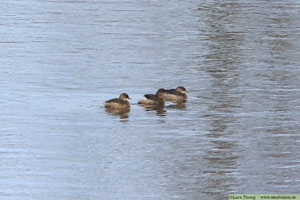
left=139, top=104, right=166, bottom=116
left=105, top=108, right=130, bottom=119
left=165, top=102, right=186, bottom=110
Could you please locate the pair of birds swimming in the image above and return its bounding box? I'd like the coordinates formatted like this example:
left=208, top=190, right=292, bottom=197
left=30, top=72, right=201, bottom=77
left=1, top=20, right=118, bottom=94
left=105, top=86, right=187, bottom=110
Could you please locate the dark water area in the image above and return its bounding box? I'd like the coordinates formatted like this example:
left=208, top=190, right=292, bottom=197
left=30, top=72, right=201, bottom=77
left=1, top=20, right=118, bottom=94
left=1, top=0, right=300, bottom=199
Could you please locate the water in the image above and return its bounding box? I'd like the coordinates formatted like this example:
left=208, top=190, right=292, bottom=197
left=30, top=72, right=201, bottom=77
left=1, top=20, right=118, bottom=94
left=1, top=0, right=300, bottom=199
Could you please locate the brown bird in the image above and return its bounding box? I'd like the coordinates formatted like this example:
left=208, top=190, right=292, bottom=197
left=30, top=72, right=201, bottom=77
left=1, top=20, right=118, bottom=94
left=138, top=88, right=166, bottom=107
left=163, top=86, right=187, bottom=102
left=105, top=93, right=131, bottom=109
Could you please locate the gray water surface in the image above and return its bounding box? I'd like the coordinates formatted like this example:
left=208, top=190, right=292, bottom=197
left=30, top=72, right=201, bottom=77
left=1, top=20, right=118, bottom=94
left=1, top=1, right=300, bottom=200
